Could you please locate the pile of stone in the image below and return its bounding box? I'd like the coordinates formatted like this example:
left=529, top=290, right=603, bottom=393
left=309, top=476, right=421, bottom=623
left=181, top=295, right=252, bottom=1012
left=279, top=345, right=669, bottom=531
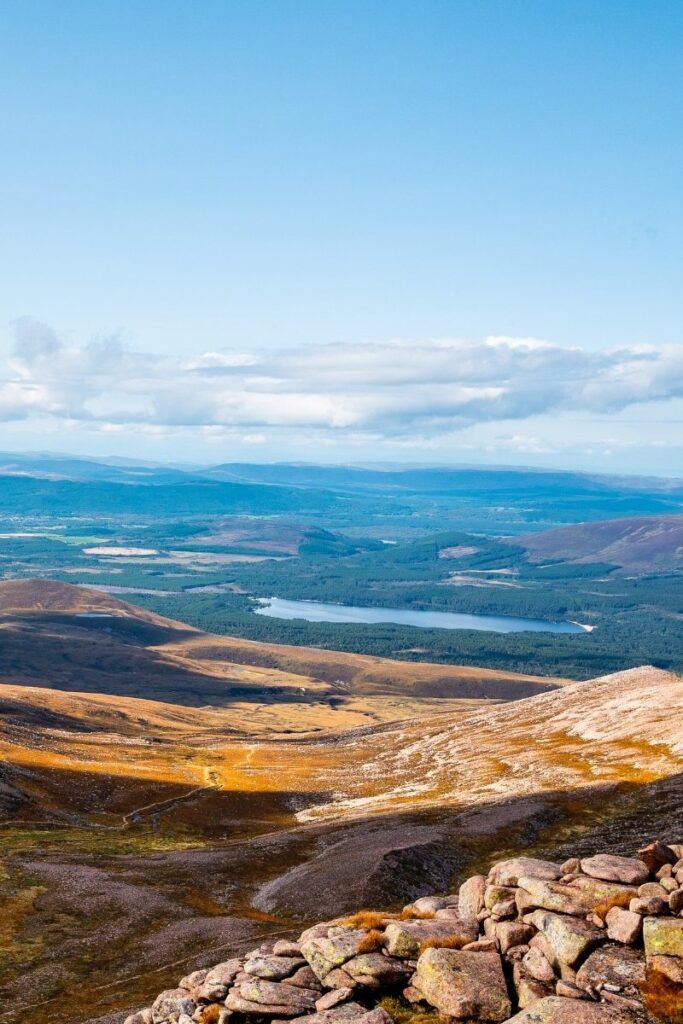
left=127, top=841, right=683, bottom=1024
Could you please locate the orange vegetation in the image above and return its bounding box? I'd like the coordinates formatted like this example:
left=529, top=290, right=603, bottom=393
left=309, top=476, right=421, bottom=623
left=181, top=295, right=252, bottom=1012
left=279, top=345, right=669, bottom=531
left=642, top=965, right=683, bottom=1023
left=357, top=929, right=385, bottom=953
left=417, top=935, right=467, bottom=954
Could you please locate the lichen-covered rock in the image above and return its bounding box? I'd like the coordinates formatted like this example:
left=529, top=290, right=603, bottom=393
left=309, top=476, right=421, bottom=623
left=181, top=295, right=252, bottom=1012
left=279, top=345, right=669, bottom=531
left=151, top=989, right=196, bottom=1024
left=322, top=968, right=356, bottom=990
left=519, top=875, right=639, bottom=919
left=642, top=915, right=683, bottom=957
left=516, top=877, right=596, bottom=917
left=575, top=945, right=645, bottom=995
left=486, top=884, right=518, bottom=909
left=413, top=947, right=512, bottom=1021
left=138, top=839, right=683, bottom=1024
left=235, top=978, right=319, bottom=1012
left=227, top=994, right=314, bottom=1017
left=486, top=920, right=535, bottom=954
left=284, top=1004, right=371, bottom=1024
left=245, top=956, right=307, bottom=980
left=301, top=929, right=369, bottom=981
left=570, top=876, right=640, bottom=910
left=530, top=910, right=604, bottom=967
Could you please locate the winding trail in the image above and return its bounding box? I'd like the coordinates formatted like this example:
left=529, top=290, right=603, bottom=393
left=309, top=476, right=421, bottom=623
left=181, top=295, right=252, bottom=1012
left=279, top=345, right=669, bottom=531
left=122, top=764, right=221, bottom=825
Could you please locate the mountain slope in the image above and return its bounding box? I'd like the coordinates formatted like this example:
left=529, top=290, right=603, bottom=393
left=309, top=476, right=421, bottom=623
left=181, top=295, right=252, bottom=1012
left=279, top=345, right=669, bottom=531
left=0, top=580, right=566, bottom=715
left=519, top=514, right=683, bottom=569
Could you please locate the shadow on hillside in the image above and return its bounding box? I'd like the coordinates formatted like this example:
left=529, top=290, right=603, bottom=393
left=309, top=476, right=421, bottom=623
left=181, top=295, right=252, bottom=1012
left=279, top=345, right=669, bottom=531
left=0, top=757, right=329, bottom=829
left=1, top=768, right=682, bottom=1024
left=0, top=618, right=326, bottom=707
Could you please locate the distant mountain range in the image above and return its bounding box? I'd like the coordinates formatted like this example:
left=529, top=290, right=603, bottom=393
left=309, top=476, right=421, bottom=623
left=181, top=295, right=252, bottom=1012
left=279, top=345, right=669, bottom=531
left=0, top=452, right=682, bottom=527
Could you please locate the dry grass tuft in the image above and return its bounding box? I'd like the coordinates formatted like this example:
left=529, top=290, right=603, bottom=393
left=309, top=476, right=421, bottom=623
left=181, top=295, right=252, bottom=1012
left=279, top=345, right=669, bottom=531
left=358, top=929, right=385, bottom=953
left=341, top=908, right=436, bottom=930
left=341, top=910, right=391, bottom=929
left=378, top=995, right=450, bottom=1024
left=641, top=965, right=683, bottom=1023
left=196, top=1006, right=222, bottom=1024
left=417, top=935, right=466, bottom=955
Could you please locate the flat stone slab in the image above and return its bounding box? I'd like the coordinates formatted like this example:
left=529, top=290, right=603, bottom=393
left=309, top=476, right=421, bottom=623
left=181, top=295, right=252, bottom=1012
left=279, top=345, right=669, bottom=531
left=505, top=995, right=642, bottom=1022
left=489, top=857, right=562, bottom=887
left=580, top=855, right=650, bottom=886
left=413, top=947, right=511, bottom=1021
left=384, top=917, right=477, bottom=957
left=518, top=876, right=638, bottom=917
left=230, top=978, right=319, bottom=1015
left=245, top=956, right=307, bottom=979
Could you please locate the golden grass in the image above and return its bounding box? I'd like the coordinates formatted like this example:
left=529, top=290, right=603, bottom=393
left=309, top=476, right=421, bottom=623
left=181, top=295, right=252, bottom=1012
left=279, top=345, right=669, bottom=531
left=340, top=908, right=436, bottom=929
left=357, top=929, right=385, bottom=953
left=195, top=1006, right=222, bottom=1024
left=341, top=911, right=391, bottom=929
left=417, top=935, right=467, bottom=954
left=593, top=891, right=634, bottom=920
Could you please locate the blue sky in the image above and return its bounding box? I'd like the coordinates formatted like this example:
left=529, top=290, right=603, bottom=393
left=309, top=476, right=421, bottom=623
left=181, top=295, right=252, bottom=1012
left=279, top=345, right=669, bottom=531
left=0, top=0, right=682, bottom=474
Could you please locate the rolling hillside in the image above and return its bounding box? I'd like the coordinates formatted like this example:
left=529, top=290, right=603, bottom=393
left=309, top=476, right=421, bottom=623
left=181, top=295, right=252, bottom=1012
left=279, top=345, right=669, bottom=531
left=519, top=513, right=683, bottom=570
left=0, top=580, right=565, bottom=719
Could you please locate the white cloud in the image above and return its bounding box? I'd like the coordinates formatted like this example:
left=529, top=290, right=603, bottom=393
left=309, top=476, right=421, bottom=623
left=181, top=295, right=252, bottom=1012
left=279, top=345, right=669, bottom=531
left=1, top=319, right=682, bottom=448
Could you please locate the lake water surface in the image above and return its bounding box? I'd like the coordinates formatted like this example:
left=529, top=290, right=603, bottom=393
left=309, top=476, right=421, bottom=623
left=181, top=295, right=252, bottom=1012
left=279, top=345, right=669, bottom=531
left=254, top=597, right=585, bottom=634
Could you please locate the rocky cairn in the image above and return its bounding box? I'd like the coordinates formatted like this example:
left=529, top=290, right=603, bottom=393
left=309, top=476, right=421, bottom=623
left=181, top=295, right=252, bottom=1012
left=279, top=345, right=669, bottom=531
left=128, top=842, right=683, bottom=1024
